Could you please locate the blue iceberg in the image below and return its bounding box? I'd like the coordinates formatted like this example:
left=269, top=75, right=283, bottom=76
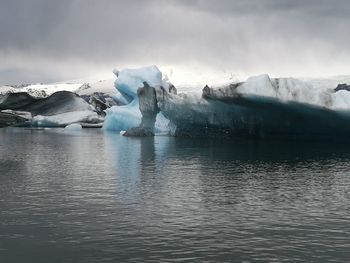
left=103, top=66, right=172, bottom=133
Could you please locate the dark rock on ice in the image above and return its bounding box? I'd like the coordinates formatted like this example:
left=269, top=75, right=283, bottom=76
left=123, top=126, right=155, bottom=137
left=123, top=82, right=159, bottom=137
left=168, top=84, right=177, bottom=95
left=138, top=82, right=160, bottom=131
left=0, top=110, right=30, bottom=127
left=0, top=91, right=90, bottom=115
left=335, top=83, right=350, bottom=92
left=0, top=91, right=104, bottom=128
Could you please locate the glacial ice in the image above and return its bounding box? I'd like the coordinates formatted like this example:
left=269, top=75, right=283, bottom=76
left=0, top=110, right=31, bottom=128
left=114, top=65, right=164, bottom=100
left=65, top=123, right=83, bottom=131
left=103, top=66, right=171, bottom=132
left=0, top=91, right=104, bottom=128
left=234, top=74, right=350, bottom=109
left=103, top=100, right=142, bottom=131
left=162, top=75, right=350, bottom=139
left=32, top=110, right=102, bottom=127
left=103, top=65, right=350, bottom=140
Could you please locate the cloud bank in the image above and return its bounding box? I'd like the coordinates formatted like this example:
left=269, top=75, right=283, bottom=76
left=1, top=0, right=350, bottom=84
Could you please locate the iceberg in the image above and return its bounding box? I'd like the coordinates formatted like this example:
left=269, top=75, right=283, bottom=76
left=0, top=91, right=104, bottom=127
left=31, top=110, right=102, bottom=127
left=107, top=66, right=350, bottom=140
left=103, top=66, right=174, bottom=133
left=0, top=110, right=30, bottom=128
left=99, top=64, right=350, bottom=140
left=157, top=75, right=350, bottom=139
left=64, top=123, right=83, bottom=131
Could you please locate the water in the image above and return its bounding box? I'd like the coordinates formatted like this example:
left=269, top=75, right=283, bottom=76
left=1, top=128, right=350, bottom=262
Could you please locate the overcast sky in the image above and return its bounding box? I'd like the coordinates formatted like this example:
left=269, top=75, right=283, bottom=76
left=1, top=0, right=350, bottom=84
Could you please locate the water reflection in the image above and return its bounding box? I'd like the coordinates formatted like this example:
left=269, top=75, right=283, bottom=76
left=1, top=128, right=350, bottom=262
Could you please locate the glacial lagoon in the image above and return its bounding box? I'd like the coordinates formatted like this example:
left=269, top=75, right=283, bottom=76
left=1, top=128, right=350, bottom=262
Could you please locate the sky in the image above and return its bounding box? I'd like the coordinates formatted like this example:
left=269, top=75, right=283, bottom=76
left=1, top=0, right=350, bottom=85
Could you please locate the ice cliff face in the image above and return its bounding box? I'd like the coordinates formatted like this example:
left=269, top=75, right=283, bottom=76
left=104, top=66, right=350, bottom=140
left=159, top=75, right=350, bottom=139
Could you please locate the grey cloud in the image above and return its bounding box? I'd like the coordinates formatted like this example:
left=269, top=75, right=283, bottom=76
left=174, top=0, right=350, bottom=18
left=1, top=0, right=350, bottom=85
left=0, top=0, right=72, bottom=50
left=0, top=68, right=58, bottom=85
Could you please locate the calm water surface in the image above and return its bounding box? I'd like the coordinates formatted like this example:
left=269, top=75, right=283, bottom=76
left=1, top=128, right=350, bottom=262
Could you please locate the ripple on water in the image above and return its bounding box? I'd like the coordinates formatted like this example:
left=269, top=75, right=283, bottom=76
left=1, top=129, right=350, bottom=262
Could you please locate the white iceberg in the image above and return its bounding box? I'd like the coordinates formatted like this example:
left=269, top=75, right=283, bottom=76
left=64, top=123, right=83, bottom=131
left=32, top=110, right=102, bottom=127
